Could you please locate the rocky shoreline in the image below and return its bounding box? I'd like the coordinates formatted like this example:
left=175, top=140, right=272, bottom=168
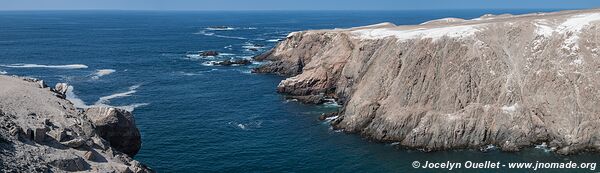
left=253, top=9, right=600, bottom=154
left=0, top=75, right=152, bottom=172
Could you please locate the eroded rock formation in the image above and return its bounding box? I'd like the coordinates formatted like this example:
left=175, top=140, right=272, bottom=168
left=0, top=75, right=152, bottom=172
left=254, top=9, right=600, bottom=154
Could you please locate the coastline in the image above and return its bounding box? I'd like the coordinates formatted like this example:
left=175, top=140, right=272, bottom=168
left=253, top=8, right=600, bottom=155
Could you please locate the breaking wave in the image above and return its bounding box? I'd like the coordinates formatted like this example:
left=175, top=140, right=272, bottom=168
left=205, top=27, right=257, bottom=31
left=2, top=63, right=88, bottom=69
left=228, top=120, right=263, bottom=130
left=65, top=86, right=90, bottom=109
left=323, top=99, right=341, bottom=108
left=92, top=69, right=116, bottom=79
left=66, top=85, right=148, bottom=112
left=113, top=103, right=149, bottom=112
left=206, top=27, right=236, bottom=31
left=195, top=30, right=247, bottom=40
left=186, top=53, right=236, bottom=60
left=95, top=85, right=140, bottom=105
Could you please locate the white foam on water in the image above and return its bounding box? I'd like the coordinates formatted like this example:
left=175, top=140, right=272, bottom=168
left=286, top=32, right=298, bottom=38
left=195, top=30, right=247, bottom=40
left=95, top=69, right=116, bottom=76
left=2, top=63, right=88, bottom=69
left=180, top=69, right=218, bottom=76
left=480, top=144, right=497, bottom=152
left=68, top=85, right=147, bottom=111
left=535, top=142, right=554, bottom=152
left=251, top=61, right=267, bottom=65
left=206, top=27, right=236, bottom=31
left=323, top=99, right=341, bottom=108
left=94, top=84, right=140, bottom=105
left=284, top=99, right=299, bottom=103
left=242, top=43, right=265, bottom=49
left=180, top=72, right=202, bottom=76
left=66, top=86, right=90, bottom=109
left=236, top=69, right=252, bottom=74
left=267, top=39, right=281, bottom=42
left=92, top=69, right=116, bottom=79
left=115, top=103, right=149, bottom=112
left=228, top=120, right=262, bottom=130
left=208, top=26, right=256, bottom=30
left=219, top=53, right=236, bottom=56
left=325, top=116, right=339, bottom=121
left=186, top=53, right=235, bottom=60
left=0, top=70, right=7, bottom=75
left=186, top=54, right=202, bottom=59
left=201, top=61, right=218, bottom=66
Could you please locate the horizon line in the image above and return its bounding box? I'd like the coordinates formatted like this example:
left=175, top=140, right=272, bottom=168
left=0, top=7, right=591, bottom=12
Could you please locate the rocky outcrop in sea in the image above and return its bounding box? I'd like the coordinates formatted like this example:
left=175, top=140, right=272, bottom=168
left=254, top=9, right=600, bottom=154
left=0, top=75, right=152, bottom=172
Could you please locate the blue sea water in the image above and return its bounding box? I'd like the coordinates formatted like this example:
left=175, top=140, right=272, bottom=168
left=1, top=10, right=599, bottom=172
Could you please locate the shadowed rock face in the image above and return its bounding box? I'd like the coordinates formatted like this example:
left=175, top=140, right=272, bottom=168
left=0, top=75, right=152, bottom=172
left=255, top=9, right=600, bottom=154
left=86, top=107, right=142, bottom=157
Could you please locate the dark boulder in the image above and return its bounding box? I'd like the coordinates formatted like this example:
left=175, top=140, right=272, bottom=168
left=200, top=51, right=219, bottom=56
left=216, top=59, right=252, bottom=66
left=84, top=107, right=141, bottom=157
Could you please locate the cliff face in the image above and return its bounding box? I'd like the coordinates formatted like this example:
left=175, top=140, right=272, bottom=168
left=0, top=75, right=152, bottom=172
left=254, top=9, right=600, bottom=154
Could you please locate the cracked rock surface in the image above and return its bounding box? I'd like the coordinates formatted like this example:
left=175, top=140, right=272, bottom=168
left=0, top=75, right=153, bottom=172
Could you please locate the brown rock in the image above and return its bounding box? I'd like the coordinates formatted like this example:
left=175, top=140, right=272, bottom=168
left=200, top=51, right=219, bottom=56
left=83, top=151, right=95, bottom=161
left=255, top=9, right=600, bottom=153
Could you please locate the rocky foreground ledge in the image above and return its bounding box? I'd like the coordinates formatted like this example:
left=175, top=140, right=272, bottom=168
left=254, top=9, right=600, bottom=154
left=0, top=75, right=152, bottom=172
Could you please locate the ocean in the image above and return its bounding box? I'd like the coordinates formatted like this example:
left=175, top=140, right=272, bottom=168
left=1, top=10, right=599, bottom=172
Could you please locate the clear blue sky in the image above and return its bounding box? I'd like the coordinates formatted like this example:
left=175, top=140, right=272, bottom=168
left=1, top=0, right=599, bottom=10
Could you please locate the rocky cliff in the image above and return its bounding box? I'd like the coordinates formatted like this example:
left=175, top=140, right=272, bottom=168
left=0, top=75, right=152, bottom=172
left=254, top=9, right=600, bottom=154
